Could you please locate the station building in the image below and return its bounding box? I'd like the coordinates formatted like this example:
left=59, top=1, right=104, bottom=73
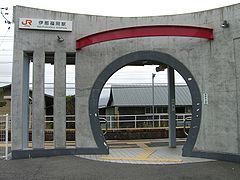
left=11, top=4, right=240, bottom=162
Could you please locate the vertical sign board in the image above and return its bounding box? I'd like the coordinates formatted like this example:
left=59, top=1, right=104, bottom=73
left=19, top=18, right=72, bottom=31
left=203, top=93, right=208, bottom=105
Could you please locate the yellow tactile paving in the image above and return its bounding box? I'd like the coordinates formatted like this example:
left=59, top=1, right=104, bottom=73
left=100, top=142, right=182, bottom=163
left=100, top=155, right=182, bottom=163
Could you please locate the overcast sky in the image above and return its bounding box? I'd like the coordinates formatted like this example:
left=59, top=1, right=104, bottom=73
left=0, top=0, right=240, bottom=93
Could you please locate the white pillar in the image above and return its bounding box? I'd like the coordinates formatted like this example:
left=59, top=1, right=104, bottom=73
left=54, top=50, right=66, bottom=148
left=32, top=49, right=45, bottom=149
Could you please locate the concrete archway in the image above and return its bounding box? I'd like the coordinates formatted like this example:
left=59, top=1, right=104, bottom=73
left=89, top=50, right=202, bottom=156
left=11, top=4, right=240, bottom=161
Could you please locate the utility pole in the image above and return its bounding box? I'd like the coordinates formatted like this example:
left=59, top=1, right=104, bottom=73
left=152, top=73, right=156, bottom=127
left=168, top=66, right=176, bottom=148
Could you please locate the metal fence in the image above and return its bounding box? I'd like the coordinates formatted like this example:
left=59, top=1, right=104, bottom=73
left=43, top=113, right=192, bottom=131
left=0, top=113, right=191, bottom=158
left=99, top=113, right=192, bottom=130
left=45, top=115, right=75, bottom=130
left=0, top=114, right=10, bottom=160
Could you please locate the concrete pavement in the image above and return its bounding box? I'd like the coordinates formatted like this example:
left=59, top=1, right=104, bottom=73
left=0, top=155, right=239, bottom=180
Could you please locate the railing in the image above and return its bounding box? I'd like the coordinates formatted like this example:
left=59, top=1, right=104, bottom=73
left=99, top=113, right=192, bottom=130
left=183, top=116, right=192, bottom=136
left=0, top=113, right=191, bottom=155
left=0, top=114, right=10, bottom=160
left=45, top=115, right=75, bottom=130
left=0, top=113, right=191, bottom=133
left=99, top=117, right=108, bottom=135
left=43, top=113, right=192, bottom=131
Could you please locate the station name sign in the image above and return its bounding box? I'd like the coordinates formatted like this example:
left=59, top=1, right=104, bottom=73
left=19, top=18, right=72, bottom=32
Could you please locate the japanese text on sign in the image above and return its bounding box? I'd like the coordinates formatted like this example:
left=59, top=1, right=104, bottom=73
left=19, top=18, right=72, bottom=32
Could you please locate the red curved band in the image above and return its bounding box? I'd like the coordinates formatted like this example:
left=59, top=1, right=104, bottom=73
left=76, top=25, right=213, bottom=50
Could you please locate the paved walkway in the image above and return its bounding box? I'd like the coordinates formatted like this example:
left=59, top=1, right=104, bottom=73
left=78, top=139, right=213, bottom=164
left=79, top=146, right=213, bottom=164
left=0, top=139, right=240, bottom=179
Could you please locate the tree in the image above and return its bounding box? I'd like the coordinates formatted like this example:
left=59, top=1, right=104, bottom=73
left=66, top=95, right=75, bottom=115
left=0, top=87, right=6, bottom=107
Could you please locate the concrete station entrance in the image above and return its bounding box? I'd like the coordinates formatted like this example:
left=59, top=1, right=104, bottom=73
left=11, top=5, right=240, bottom=162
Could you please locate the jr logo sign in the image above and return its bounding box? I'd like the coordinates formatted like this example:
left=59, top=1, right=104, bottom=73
left=19, top=18, right=72, bottom=31
left=21, top=19, right=32, bottom=26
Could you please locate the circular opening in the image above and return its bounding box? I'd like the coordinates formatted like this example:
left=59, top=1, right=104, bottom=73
left=89, top=51, right=202, bottom=156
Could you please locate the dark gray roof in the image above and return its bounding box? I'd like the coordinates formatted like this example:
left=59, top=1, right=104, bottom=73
left=109, top=85, right=192, bottom=107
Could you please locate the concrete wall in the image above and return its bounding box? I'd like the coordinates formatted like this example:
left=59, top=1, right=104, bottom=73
left=12, top=4, right=240, bottom=160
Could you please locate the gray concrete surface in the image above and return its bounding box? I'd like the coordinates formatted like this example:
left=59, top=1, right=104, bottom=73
left=0, top=156, right=239, bottom=180
left=32, top=49, right=45, bottom=149
left=54, top=48, right=66, bottom=148
left=75, top=53, right=98, bottom=148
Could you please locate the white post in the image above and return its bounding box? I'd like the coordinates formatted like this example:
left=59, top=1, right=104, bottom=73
left=134, top=115, right=137, bottom=128
left=152, top=73, right=156, bottom=128
left=158, top=114, right=161, bottom=127
left=110, top=116, right=112, bottom=129
left=5, top=114, right=8, bottom=160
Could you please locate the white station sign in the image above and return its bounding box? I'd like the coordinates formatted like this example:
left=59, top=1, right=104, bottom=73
left=19, top=18, right=72, bottom=31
